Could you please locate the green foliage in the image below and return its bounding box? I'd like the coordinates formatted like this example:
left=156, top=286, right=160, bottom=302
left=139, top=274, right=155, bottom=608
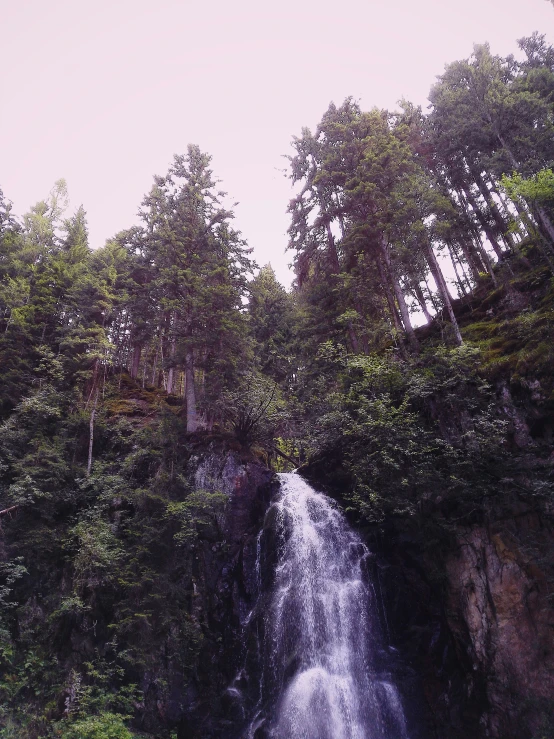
left=69, top=514, right=124, bottom=591
left=57, top=713, right=137, bottom=739
left=60, top=648, right=141, bottom=721
left=306, top=337, right=550, bottom=525
left=248, top=265, right=297, bottom=384
left=0, top=559, right=27, bottom=665
left=166, top=490, right=226, bottom=545
left=221, top=371, right=284, bottom=445
left=502, top=169, right=554, bottom=205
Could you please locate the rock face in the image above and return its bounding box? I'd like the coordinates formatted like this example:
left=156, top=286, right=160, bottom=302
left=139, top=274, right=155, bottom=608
left=195, top=452, right=275, bottom=545
left=369, top=512, right=554, bottom=739
left=176, top=448, right=278, bottom=739
left=446, top=519, right=554, bottom=738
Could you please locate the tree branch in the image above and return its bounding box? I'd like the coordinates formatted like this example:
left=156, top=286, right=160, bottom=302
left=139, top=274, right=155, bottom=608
left=0, top=505, right=20, bottom=518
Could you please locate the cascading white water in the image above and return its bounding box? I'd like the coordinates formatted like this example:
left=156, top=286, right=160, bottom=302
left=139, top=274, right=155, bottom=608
left=256, top=472, right=409, bottom=739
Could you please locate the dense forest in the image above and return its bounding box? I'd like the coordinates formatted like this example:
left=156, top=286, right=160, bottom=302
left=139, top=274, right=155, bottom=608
left=0, top=33, right=553, bottom=738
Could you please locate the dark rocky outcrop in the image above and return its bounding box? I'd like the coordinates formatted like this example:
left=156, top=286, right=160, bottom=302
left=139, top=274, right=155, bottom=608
left=372, top=509, right=554, bottom=739
left=175, top=447, right=278, bottom=738
left=445, top=519, right=554, bottom=737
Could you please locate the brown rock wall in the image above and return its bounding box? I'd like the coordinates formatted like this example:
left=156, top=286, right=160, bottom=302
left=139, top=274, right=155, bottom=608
left=446, top=521, right=554, bottom=737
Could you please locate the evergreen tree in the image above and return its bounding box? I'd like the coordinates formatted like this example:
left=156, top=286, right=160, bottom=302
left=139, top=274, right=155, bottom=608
left=137, top=145, right=254, bottom=431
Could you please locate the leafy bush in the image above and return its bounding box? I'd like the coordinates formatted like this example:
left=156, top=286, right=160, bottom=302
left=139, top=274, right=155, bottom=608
left=58, top=712, right=136, bottom=739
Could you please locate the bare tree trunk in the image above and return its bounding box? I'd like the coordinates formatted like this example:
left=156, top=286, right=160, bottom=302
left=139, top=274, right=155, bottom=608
left=377, top=257, right=407, bottom=358
left=131, top=343, right=141, bottom=380
left=325, top=221, right=341, bottom=272
left=166, top=341, right=176, bottom=395
left=507, top=196, right=554, bottom=270
left=536, top=205, right=554, bottom=245
left=347, top=324, right=360, bottom=354
left=457, top=251, right=474, bottom=294
left=157, top=331, right=165, bottom=389
left=151, top=340, right=159, bottom=387
left=512, top=198, right=536, bottom=238
left=486, top=172, right=526, bottom=238
left=446, top=242, right=469, bottom=296
left=165, top=312, right=177, bottom=394
left=353, top=299, right=369, bottom=354
left=480, top=177, right=531, bottom=268
left=424, top=275, right=441, bottom=313
left=461, top=183, right=504, bottom=260
left=185, top=349, right=197, bottom=433
left=458, top=236, right=484, bottom=282
left=412, top=281, right=433, bottom=323
left=473, top=170, right=515, bottom=252
left=474, top=236, right=498, bottom=286
left=454, top=187, right=498, bottom=283
left=380, top=237, right=418, bottom=350
left=87, top=389, right=98, bottom=476
left=335, top=192, right=346, bottom=238
left=459, top=212, right=498, bottom=286
left=426, top=244, right=463, bottom=346
left=142, top=351, right=148, bottom=388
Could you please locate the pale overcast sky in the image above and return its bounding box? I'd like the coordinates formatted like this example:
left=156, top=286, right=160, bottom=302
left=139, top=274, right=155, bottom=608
left=1, top=0, right=552, bottom=286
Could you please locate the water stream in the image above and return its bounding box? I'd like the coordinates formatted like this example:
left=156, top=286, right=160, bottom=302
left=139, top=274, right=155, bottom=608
left=249, top=472, right=409, bottom=739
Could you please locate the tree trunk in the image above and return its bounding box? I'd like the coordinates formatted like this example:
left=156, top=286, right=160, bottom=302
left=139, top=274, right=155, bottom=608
left=0, top=505, right=20, bottom=518
left=474, top=171, right=515, bottom=252
left=87, top=389, right=98, bottom=476
left=185, top=349, right=197, bottom=433
left=377, top=257, right=407, bottom=358
left=325, top=221, right=341, bottom=272
left=334, top=191, right=346, bottom=238
left=453, top=187, right=497, bottom=283
left=474, top=236, right=498, bottom=286
left=458, top=236, right=483, bottom=282
left=486, top=173, right=526, bottom=238
left=353, top=299, right=370, bottom=354
left=412, top=281, right=433, bottom=323
left=130, top=343, right=141, bottom=380
left=493, top=130, right=554, bottom=252
left=495, top=130, right=519, bottom=170
left=347, top=324, right=360, bottom=354
left=446, top=242, right=468, bottom=296
left=424, top=275, right=441, bottom=313
left=456, top=250, right=474, bottom=294
left=166, top=341, right=176, bottom=395
left=380, top=237, right=418, bottom=350
left=536, top=205, right=554, bottom=246
left=481, top=176, right=531, bottom=267
left=511, top=197, right=535, bottom=239
left=426, top=244, right=463, bottom=346
left=166, top=368, right=174, bottom=395
left=461, top=183, right=504, bottom=259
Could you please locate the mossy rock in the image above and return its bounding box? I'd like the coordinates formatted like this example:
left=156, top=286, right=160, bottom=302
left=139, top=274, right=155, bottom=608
left=105, top=399, right=150, bottom=417
left=478, top=284, right=507, bottom=311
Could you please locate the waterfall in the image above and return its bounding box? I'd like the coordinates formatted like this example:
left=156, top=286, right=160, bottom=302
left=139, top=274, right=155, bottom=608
left=248, top=472, right=410, bottom=739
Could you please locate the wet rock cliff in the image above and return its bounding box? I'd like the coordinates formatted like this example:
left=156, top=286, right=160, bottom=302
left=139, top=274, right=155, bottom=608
left=175, top=447, right=278, bottom=738
left=374, top=506, right=554, bottom=739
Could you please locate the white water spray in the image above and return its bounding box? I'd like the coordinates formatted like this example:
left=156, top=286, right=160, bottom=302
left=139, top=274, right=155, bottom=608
left=256, top=472, right=409, bottom=739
